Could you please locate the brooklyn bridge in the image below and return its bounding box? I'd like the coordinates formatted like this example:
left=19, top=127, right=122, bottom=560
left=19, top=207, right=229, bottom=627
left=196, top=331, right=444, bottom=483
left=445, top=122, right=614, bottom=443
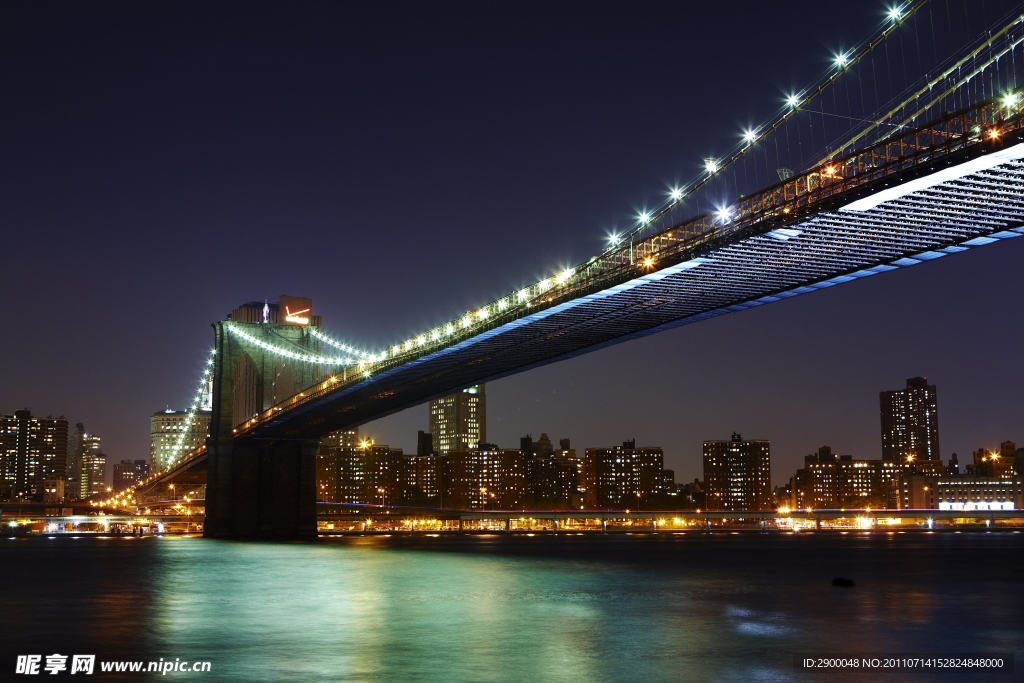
left=129, top=4, right=1024, bottom=537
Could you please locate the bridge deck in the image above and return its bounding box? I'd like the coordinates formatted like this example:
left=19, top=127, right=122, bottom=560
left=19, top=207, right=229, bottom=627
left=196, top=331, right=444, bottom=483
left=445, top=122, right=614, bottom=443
left=232, top=111, right=1024, bottom=441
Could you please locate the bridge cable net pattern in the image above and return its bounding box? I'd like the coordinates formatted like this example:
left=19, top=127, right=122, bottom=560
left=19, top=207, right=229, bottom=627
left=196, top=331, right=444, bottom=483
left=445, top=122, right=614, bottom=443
left=230, top=101, right=1024, bottom=438
left=219, top=4, right=1024, bottom=437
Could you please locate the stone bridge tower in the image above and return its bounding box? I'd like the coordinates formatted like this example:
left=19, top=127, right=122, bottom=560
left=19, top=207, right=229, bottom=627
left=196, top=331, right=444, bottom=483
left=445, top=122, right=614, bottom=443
left=205, top=311, right=326, bottom=538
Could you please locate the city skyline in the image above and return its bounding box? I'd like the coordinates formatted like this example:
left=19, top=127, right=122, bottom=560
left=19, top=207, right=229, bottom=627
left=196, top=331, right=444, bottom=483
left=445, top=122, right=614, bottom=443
left=2, top=1, right=1022, bottom=489
left=4, top=3, right=1024, bottom=680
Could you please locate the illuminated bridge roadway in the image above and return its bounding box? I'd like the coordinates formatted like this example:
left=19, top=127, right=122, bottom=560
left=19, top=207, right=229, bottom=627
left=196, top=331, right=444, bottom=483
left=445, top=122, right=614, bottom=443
left=144, top=100, right=1024, bottom=538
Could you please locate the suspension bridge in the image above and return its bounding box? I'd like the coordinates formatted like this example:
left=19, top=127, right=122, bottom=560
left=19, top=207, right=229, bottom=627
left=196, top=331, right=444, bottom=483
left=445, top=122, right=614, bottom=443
left=126, top=2, right=1024, bottom=537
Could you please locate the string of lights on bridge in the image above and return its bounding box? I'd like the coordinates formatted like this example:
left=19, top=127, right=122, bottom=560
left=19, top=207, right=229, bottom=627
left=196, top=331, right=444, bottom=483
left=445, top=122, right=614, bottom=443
left=226, top=0, right=1021, bottom=380
left=166, top=349, right=217, bottom=468
left=318, top=2, right=927, bottom=368
left=227, top=325, right=361, bottom=366
left=610, top=1, right=922, bottom=248
left=166, top=0, right=1024, bottom=450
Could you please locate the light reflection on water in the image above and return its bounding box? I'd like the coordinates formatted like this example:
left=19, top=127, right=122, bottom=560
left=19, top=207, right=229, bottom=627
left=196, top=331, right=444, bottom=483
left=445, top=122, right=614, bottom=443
left=1, top=533, right=1021, bottom=682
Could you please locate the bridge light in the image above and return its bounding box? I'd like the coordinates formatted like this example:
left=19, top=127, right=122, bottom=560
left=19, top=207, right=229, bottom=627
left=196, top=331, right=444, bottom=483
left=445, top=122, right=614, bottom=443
left=888, top=6, right=902, bottom=20
left=638, top=212, right=650, bottom=223
left=517, top=289, right=529, bottom=301
left=834, top=52, right=848, bottom=67
left=743, top=129, right=756, bottom=143
left=786, top=94, right=800, bottom=107
left=556, top=268, right=573, bottom=284
left=670, top=188, right=682, bottom=200
left=989, top=129, right=1001, bottom=139
left=643, top=257, right=654, bottom=268
left=1003, top=93, right=1019, bottom=108
left=445, top=324, right=455, bottom=335
left=431, top=330, right=441, bottom=340
left=416, top=336, right=426, bottom=346
left=715, top=207, right=732, bottom=223
left=704, top=159, right=718, bottom=173
left=608, top=233, right=621, bottom=245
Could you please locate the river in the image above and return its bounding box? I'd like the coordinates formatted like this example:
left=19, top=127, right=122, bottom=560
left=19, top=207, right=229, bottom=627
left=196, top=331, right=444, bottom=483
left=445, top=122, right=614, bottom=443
left=2, top=531, right=1021, bottom=681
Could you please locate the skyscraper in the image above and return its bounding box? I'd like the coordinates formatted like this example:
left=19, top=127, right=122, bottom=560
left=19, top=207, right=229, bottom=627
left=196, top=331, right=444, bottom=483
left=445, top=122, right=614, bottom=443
left=880, top=377, right=940, bottom=462
left=79, top=432, right=102, bottom=498
left=67, top=422, right=86, bottom=499
left=0, top=410, right=68, bottom=501
left=79, top=436, right=106, bottom=498
left=429, top=385, right=485, bottom=454
left=583, top=440, right=664, bottom=508
left=703, top=433, right=771, bottom=511
left=150, top=408, right=212, bottom=472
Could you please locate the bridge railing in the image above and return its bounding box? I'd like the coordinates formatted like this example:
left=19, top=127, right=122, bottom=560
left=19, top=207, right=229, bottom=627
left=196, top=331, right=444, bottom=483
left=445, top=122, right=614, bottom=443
left=233, top=96, right=1024, bottom=437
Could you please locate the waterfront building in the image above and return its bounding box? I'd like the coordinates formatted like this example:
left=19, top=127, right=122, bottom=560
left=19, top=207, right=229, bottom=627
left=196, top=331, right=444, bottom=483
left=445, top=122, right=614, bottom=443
left=429, top=385, right=485, bottom=454
left=896, top=474, right=1022, bottom=510
left=407, top=454, right=441, bottom=502
left=967, top=445, right=1017, bottom=478
left=936, top=476, right=1022, bottom=510
left=793, top=446, right=917, bottom=509
left=112, top=460, right=150, bottom=493
left=702, top=433, right=771, bottom=511
left=527, top=450, right=580, bottom=508
left=584, top=440, right=665, bottom=508
left=445, top=446, right=526, bottom=509
left=66, top=423, right=86, bottom=500
left=150, top=408, right=211, bottom=472
left=880, top=377, right=940, bottom=462
left=77, top=432, right=103, bottom=499
left=319, top=441, right=409, bottom=505
left=80, top=447, right=106, bottom=497
left=0, top=410, right=68, bottom=502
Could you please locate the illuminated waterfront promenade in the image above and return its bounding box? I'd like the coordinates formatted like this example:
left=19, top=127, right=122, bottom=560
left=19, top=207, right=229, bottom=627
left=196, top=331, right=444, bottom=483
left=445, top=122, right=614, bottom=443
left=6, top=505, right=1023, bottom=535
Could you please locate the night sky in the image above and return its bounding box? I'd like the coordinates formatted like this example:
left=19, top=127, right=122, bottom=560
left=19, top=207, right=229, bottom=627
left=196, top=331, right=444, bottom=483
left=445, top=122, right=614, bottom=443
left=3, top=1, right=1022, bottom=487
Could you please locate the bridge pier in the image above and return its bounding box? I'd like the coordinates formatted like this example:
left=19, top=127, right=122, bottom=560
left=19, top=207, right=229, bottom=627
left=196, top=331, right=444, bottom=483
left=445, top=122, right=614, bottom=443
left=204, top=439, right=318, bottom=539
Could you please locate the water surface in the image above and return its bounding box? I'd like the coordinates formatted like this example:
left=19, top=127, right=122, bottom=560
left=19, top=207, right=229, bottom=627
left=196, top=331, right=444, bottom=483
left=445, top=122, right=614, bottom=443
left=2, top=532, right=1021, bottom=681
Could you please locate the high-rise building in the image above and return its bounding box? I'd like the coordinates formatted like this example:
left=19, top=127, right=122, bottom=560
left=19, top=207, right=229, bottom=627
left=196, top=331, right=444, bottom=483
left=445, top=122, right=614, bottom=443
left=416, top=430, right=433, bottom=456
left=445, top=446, right=526, bottom=509
left=318, top=437, right=412, bottom=506
left=429, top=385, right=485, bottom=454
left=526, top=450, right=579, bottom=508
left=880, top=377, right=940, bottom=462
left=0, top=410, right=68, bottom=502
left=316, top=429, right=359, bottom=502
left=66, top=423, right=87, bottom=500
left=794, top=446, right=905, bottom=509
left=113, top=460, right=150, bottom=493
left=583, top=440, right=664, bottom=508
left=78, top=432, right=102, bottom=499
left=702, top=433, right=771, bottom=511
left=150, top=408, right=212, bottom=472
left=80, top=443, right=106, bottom=498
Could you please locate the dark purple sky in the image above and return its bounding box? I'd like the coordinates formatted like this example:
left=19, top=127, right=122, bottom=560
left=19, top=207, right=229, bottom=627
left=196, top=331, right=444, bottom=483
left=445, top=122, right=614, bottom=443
left=2, top=1, right=1022, bottom=486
